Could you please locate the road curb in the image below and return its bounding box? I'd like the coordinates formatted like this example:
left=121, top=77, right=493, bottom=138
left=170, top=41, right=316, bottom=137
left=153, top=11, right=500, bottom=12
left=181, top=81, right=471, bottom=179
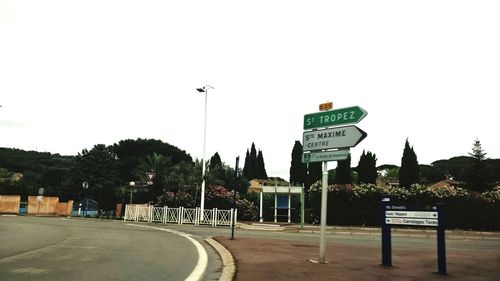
left=206, top=238, right=236, bottom=281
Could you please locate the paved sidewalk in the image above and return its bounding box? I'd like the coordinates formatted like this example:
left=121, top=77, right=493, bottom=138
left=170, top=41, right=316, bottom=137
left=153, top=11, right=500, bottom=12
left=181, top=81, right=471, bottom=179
left=214, top=235, right=500, bottom=281
left=238, top=222, right=500, bottom=240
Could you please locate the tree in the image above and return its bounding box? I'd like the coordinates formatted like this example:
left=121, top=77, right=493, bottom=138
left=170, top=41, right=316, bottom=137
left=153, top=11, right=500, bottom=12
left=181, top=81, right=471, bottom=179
left=75, top=144, right=120, bottom=211
left=242, top=150, right=251, bottom=179
left=135, top=152, right=171, bottom=201
left=289, top=141, right=307, bottom=185
left=242, top=144, right=258, bottom=180
left=399, top=139, right=420, bottom=188
left=462, top=138, right=492, bottom=192
left=335, top=153, right=352, bottom=184
left=242, top=143, right=267, bottom=180
left=113, top=138, right=192, bottom=183
left=257, top=150, right=268, bottom=179
left=206, top=152, right=226, bottom=187
left=249, top=143, right=258, bottom=179
left=419, top=164, right=446, bottom=184
left=308, top=162, right=322, bottom=187
left=357, top=150, right=378, bottom=184
left=209, top=152, right=223, bottom=170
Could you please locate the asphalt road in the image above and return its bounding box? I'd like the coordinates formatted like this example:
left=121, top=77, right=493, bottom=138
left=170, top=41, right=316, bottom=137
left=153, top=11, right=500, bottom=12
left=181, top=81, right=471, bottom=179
left=2, top=216, right=499, bottom=281
left=0, top=216, right=222, bottom=281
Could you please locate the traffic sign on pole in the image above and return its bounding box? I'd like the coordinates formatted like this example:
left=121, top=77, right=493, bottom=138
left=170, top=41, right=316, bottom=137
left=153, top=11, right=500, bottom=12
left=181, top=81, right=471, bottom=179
left=304, top=106, right=368, bottom=130
left=303, top=125, right=367, bottom=151
left=302, top=149, right=349, bottom=163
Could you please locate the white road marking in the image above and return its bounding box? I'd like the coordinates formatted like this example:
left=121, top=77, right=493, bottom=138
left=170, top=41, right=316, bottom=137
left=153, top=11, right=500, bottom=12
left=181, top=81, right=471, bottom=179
left=126, top=224, right=208, bottom=281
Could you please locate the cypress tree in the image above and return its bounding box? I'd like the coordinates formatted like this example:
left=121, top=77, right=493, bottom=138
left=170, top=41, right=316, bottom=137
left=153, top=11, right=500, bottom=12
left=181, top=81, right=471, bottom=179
left=249, top=143, right=258, bottom=179
left=308, top=162, right=322, bottom=187
left=243, top=149, right=251, bottom=180
left=335, top=153, right=352, bottom=184
left=357, top=150, right=367, bottom=184
left=257, top=150, right=268, bottom=179
left=289, top=141, right=307, bottom=185
left=399, top=139, right=420, bottom=188
left=358, top=150, right=378, bottom=184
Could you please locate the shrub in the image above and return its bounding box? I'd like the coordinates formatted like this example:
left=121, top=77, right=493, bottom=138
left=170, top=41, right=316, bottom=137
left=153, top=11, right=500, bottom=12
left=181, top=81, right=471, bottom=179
left=157, top=191, right=194, bottom=208
left=306, top=183, right=499, bottom=230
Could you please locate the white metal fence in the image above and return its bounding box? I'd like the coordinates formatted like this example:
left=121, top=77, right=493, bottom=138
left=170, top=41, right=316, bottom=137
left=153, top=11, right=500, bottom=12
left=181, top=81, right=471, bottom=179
left=124, top=205, right=237, bottom=227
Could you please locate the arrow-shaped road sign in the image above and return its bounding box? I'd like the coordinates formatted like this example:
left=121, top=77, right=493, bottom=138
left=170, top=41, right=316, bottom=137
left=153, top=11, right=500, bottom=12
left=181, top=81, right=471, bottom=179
left=303, top=125, right=367, bottom=152
left=304, top=106, right=368, bottom=130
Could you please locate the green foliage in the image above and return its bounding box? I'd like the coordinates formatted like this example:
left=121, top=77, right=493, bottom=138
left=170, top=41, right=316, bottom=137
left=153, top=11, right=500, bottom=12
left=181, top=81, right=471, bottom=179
left=113, top=138, right=192, bottom=183
left=0, top=148, right=76, bottom=199
left=209, top=152, right=223, bottom=170
left=461, top=138, right=494, bottom=192
left=307, top=182, right=499, bottom=230
left=242, top=143, right=268, bottom=180
left=289, top=141, right=307, bottom=185
left=419, top=164, right=446, bottom=184
left=308, top=162, right=322, bottom=188
left=257, top=150, right=268, bottom=179
left=383, top=167, right=400, bottom=179
left=399, top=139, right=420, bottom=188
left=157, top=191, right=194, bottom=208
left=469, top=138, right=487, bottom=160
left=335, top=154, right=352, bottom=184
left=237, top=198, right=259, bottom=221
left=76, top=144, right=120, bottom=210
left=357, top=150, right=377, bottom=184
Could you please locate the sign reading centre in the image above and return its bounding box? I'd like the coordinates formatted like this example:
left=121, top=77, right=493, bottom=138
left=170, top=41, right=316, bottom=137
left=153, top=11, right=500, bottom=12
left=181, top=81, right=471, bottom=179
left=303, top=125, right=367, bottom=151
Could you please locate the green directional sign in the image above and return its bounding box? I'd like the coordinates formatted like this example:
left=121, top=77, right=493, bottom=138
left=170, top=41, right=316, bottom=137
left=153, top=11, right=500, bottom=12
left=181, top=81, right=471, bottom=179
left=304, top=106, right=368, bottom=130
left=302, top=149, right=350, bottom=163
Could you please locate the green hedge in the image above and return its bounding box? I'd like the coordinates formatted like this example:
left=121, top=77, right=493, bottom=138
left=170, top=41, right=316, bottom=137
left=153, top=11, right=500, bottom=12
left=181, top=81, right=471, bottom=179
left=307, top=183, right=500, bottom=231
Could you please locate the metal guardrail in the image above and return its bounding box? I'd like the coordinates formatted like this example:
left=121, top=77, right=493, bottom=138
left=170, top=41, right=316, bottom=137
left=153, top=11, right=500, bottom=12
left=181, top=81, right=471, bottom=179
left=124, top=205, right=237, bottom=227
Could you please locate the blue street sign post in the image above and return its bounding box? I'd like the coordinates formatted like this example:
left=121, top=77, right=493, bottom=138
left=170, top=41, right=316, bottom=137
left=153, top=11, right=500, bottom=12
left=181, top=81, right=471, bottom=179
left=381, top=196, right=392, bottom=267
left=436, top=203, right=446, bottom=275
left=381, top=199, right=447, bottom=275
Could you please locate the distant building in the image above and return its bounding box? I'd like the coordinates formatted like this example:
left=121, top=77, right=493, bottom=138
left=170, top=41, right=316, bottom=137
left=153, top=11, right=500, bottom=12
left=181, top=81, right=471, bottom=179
left=376, top=178, right=399, bottom=188
left=248, top=178, right=290, bottom=193
left=429, top=180, right=462, bottom=190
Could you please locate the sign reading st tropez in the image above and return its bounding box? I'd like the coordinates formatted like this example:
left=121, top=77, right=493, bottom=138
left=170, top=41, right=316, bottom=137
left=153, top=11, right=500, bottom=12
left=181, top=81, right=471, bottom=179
left=303, top=106, right=368, bottom=130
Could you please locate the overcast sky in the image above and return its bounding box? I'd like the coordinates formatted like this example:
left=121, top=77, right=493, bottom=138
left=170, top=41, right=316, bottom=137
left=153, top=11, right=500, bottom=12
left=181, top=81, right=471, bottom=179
left=1, top=1, right=499, bottom=180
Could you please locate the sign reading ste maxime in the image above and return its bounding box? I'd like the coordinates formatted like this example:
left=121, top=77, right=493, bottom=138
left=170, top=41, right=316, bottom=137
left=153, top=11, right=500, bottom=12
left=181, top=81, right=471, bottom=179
left=303, top=125, right=367, bottom=151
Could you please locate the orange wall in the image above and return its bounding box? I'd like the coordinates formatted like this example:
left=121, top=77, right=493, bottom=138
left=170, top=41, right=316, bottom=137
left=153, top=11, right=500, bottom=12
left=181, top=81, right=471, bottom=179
left=56, top=200, right=74, bottom=216
left=28, top=196, right=59, bottom=215
left=0, top=195, right=21, bottom=214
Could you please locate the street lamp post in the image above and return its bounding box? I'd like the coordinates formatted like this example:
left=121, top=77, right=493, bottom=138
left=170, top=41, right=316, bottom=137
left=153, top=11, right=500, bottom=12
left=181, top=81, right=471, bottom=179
left=129, top=181, right=135, bottom=204
left=82, top=181, right=89, bottom=218
left=196, top=83, right=214, bottom=219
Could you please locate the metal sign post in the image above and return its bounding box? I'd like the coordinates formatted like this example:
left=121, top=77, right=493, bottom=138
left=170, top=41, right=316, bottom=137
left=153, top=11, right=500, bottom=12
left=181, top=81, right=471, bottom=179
left=304, top=102, right=368, bottom=264
left=381, top=197, right=392, bottom=267
left=82, top=181, right=89, bottom=218
left=231, top=156, right=239, bottom=240
left=319, top=161, right=329, bottom=263
left=437, top=203, right=447, bottom=275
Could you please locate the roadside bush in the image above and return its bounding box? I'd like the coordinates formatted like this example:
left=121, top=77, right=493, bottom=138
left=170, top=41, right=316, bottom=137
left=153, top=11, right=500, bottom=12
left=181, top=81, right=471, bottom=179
left=306, top=182, right=499, bottom=230
left=157, top=191, right=194, bottom=208
left=237, top=198, right=258, bottom=221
